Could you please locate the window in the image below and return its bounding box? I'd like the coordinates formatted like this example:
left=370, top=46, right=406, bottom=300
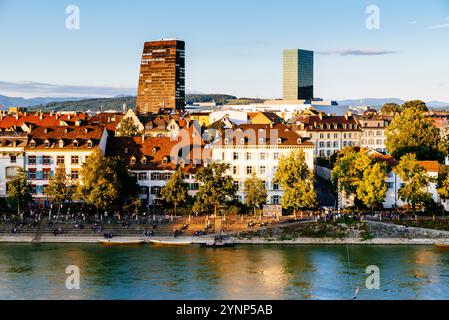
left=232, top=166, right=238, bottom=175
left=259, top=152, right=266, bottom=161
left=130, top=157, right=136, bottom=165
left=162, top=157, right=169, bottom=165
left=10, top=155, right=16, bottom=163
left=71, top=156, right=79, bottom=165
left=141, top=157, right=147, bottom=165
left=233, top=181, right=239, bottom=190
left=43, top=156, right=51, bottom=166
left=140, top=186, right=149, bottom=195
left=73, top=140, right=79, bottom=148
left=31, top=185, right=37, bottom=195
left=246, top=166, right=253, bottom=175
left=273, top=153, right=279, bottom=160
left=44, top=140, right=50, bottom=148
left=333, top=142, right=339, bottom=148
left=151, top=172, right=162, bottom=180
left=246, top=152, right=252, bottom=161
left=259, top=166, right=266, bottom=175
left=28, top=156, right=37, bottom=165
left=57, top=156, right=65, bottom=165
left=30, top=140, right=36, bottom=148
left=71, top=171, right=79, bottom=180
left=272, top=195, right=280, bottom=205
left=319, top=142, right=325, bottom=148
left=138, top=172, right=148, bottom=181
left=151, top=186, right=162, bottom=196
left=233, top=152, right=239, bottom=160
left=273, top=183, right=280, bottom=191
left=87, top=140, right=93, bottom=148
left=43, top=170, right=51, bottom=180
left=164, top=173, right=172, bottom=181
left=28, top=170, right=37, bottom=180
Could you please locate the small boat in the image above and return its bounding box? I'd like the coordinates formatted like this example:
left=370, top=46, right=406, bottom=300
left=201, top=238, right=235, bottom=248
left=149, top=239, right=192, bottom=246
left=435, top=243, right=449, bottom=248
left=100, top=239, right=145, bottom=246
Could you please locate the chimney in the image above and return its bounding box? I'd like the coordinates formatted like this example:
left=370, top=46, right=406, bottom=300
left=318, top=113, right=323, bottom=120
left=141, top=133, right=146, bottom=143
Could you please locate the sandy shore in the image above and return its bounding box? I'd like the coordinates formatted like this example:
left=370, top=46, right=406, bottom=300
left=1, top=235, right=449, bottom=245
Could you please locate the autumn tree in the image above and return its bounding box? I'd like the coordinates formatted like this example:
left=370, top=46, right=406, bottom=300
left=161, top=167, right=188, bottom=215
left=116, top=117, right=140, bottom=137
left=331, top=147, right=373, bottom=203
left=78, top=149, right=139, bottom=213
left=385, top=107, right=444, bottom=161
left=394, top=153, right=434, bottom=214
left=380, top=103, right=401, bottom=114
left=7, top=168, right=32, bottom=215
left=193, top=162, right=236, bottom=216
left=437, top=165, right=449, bottom=200
left=356, top=162, right=388, bottom=211
left=274, top=149, right=317, bottom=213
left=401, top=100, right=429, bottom=112
left=244, top=173, right=268, bottom=215
left=45, top=166, right=75, bottom=215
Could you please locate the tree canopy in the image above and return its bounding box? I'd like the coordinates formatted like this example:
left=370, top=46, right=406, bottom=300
left=401, top=100, right=429, bottom=112
left=193, top=162, right=236, bottom=215
left=45, top=167, right=75, bottom=208
left=385, top=107, right=444, bottom=161
left=437, top=165, right=449, bottom=200
left=356, top=162, right=388, bottom=210
left=7, top=168, right=32, bottom=215
left=393, top=153, right=434, bottom=213
left=161, top=167, right=188, bottom=215
left=78, top=149, right=139, bottom=212
left=274, top=149, right=317, bottom=212
left=244, top=173, right=268, bottom=214
left=116, top=117, right=140, bottom=137
left=380, top=103, right=401, bottom=114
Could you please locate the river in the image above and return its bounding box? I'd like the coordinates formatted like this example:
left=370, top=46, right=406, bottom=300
left=0, top=244, right=448, bottom=300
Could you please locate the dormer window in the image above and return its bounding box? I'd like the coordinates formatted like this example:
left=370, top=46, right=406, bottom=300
left=58, top=140, right=64, bottom=148
left=152, top=147, right=159, bottom=154
left=141, top=157, right=147, bottom=165
left=162, top=157, right=169, bottom=165
left=44, top=140, right=50, bottom=148
left=30, top=140, right=36, bottom=148
left=124, top=148, right=129, bottom=154
left=240, top=138, right=245, bottom=144
left=277, top=138, right=282, bottom=144
left=87, top=140, right=93, bottom=148
left=297, top=138, right=302, bottom=144
left=224, top=138, right=229, bottom=145
left=64, top=128, right=69, bottom=134
left=44, top=128, right=48, bottom=134
left=73, top=140, right=79, bottom=148
left=130, top=156, right=136, bottom=165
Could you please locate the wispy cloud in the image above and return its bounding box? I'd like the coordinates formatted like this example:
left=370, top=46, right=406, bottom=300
left=0, top=81, right=136, bottom=98
left=410, top=21, right=417, bottom=25
left=427, top=23, right=449, bottom=29
left=317, top=49, right=397, bottom=56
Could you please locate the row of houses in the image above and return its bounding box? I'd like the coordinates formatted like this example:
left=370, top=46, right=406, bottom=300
left=0, top=107, right=448, bottom=210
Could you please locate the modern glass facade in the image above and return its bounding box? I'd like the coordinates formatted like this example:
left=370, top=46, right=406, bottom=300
left=283, top=49, right=314, bottom=100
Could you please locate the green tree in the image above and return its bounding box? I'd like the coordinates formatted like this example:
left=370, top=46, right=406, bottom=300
left=45, top=166, right=75, bottom=215
left=356, top=162, right=388, bottom=211
left=7, top=168, right=32, bottom=215
left=393, top=153, right=434, bottom=214
left=385, top=107, right=443, bottom=161
left=437, top=165, right=449, bottom=200
left=117, top=117, right=140, bottom=137
left=274, top=149, right=317, bottom=213
left=244, top=173, right=268, bottom=215
left=161, top=167, right=188, bottom=215
left=78, top=149, right=139, bottom=213
left=193, top=162, right=236, bottom=216
left=401, top=100, right=429, bottom=112
left=331, top=147, right=373, bottom=201
left=380, top=103, right=401, bottom=114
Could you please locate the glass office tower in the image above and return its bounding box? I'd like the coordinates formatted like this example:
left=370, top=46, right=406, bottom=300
left=283, top=49, right=314, bottom=100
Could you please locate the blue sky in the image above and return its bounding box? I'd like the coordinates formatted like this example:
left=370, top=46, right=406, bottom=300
left=0, top=0, right=448, bottom=101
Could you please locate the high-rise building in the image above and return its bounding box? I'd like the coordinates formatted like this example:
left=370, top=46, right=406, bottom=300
left=283, top=49, right=314, bottom=100
left=136, top=40, right=185, bottom=114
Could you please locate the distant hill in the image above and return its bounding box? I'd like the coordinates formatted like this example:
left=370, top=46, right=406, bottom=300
left=0, top=95, right=88, bottom=109
left=186, top=94, right=237, bottom=104
left=338, top=98, right=449, bottom=109
left=29, top=96, right=137, bottom=112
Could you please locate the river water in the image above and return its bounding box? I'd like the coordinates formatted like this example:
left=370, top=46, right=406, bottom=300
left=0, top=244, right=448, bottom=300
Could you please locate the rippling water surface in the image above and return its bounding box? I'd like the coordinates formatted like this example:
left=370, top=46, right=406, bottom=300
left=0, top=244, right=448, bottom=300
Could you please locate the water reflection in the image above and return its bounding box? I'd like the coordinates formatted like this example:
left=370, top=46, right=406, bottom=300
left=0, top=244, right=449, bottom=300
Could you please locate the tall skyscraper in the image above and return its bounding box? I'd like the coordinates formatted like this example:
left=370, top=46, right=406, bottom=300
left=283, top=49, right=314, bottom=100
left=136, top=39, right=185, bottom=114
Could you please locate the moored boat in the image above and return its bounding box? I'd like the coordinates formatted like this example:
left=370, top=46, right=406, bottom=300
left=100, top=239, right=145, bottom=246
left=149, top=239, right=192, bottom=246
